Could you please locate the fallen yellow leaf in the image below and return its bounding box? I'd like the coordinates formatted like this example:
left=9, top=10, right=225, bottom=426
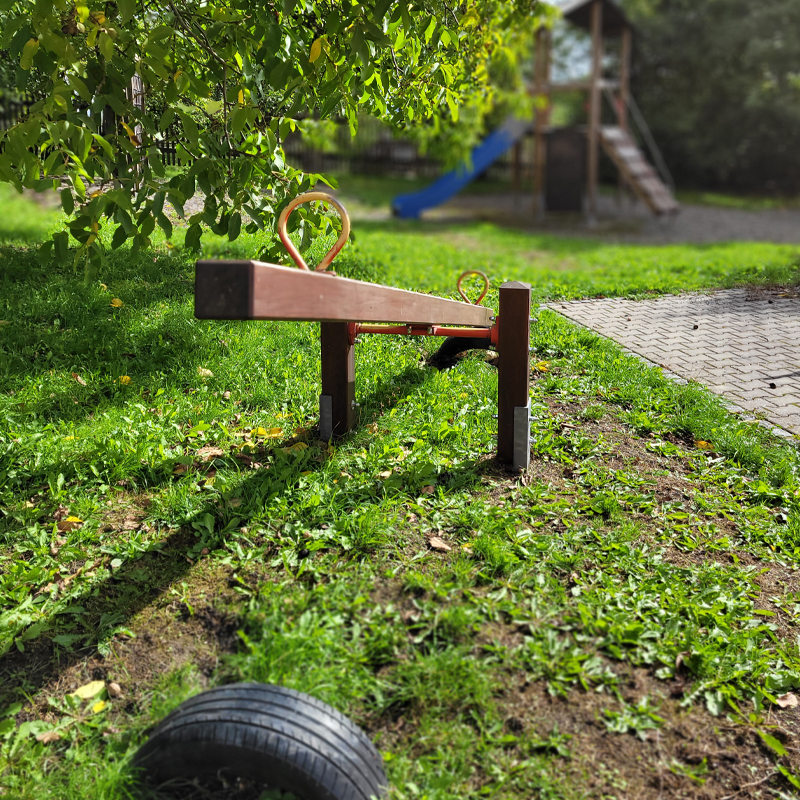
left=92, top=699, right=107, bottom=713
left=71, top=372, right=87, bottom=386
left=99, top=283, right=108, bottom=291
left=694, top=440, right=714, bottom=450
left=119, top=375, right=131, bottom=385
left=197, top=367, right=214, bottom=378
left=534, top=361, right=550, bottom=372
left=281, top=442, right=308, bottom=454
left=70, top=680, right=105, bottom=700
left=110, top=297, right=123, bottom=308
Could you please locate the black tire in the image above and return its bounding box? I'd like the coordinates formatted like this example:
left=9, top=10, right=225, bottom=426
left=133, top=683, right=388, bottom=800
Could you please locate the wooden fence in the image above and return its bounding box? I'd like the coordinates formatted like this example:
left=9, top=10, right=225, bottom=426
left=0, top=95, right=36, bottom=131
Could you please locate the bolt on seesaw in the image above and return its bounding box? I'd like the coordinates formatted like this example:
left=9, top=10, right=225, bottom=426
left=194, top=192, right=532, bottom=471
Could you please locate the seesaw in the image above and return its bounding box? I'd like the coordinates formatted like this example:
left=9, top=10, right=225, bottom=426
left=194, top=192, right=532, bottom=471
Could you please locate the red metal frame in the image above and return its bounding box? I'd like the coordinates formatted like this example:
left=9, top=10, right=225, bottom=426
left=348, top=321, right=499, bottom=347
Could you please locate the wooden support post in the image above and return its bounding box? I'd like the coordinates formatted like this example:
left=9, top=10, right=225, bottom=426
left=619, top=25, right=632, bottom=133
left=497, top=282, right=531, bottom=471
left=532, top=27, right=550, bottom=222
left=320, top=322, right=355, bottom=441
left=617, top=23, right=633, bottom=204
left=587, top=0, right=603, bottom=223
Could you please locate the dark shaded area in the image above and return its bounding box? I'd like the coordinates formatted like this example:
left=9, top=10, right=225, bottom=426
left=426, top=336, right=494, bottom=371
left=0, top=363, right=480, bottom=709
left=630, top=0, right=800, bottom=194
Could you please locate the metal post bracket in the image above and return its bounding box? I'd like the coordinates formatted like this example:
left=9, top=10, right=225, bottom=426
left=513, top=404, right=531, bottom=473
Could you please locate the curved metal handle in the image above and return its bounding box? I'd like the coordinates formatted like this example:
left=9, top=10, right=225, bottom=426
left=277, top=191, right=351, bottom=271
left=457, top=270, right=489, bottom=305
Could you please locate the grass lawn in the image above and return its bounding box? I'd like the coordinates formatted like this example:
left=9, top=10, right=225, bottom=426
left=2, top=181, right=800, bottom=799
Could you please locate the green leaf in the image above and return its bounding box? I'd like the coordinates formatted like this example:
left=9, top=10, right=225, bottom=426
left=111, top=224, right=128, bottom=249
left=156, top=212, right=173, bottom=240
left=60, top=189, right=74, bottom=215
left=231, top=107, right=247, bottom=138
left=118, top=0, right=135, bottom=24
left=99, top=31, right=114, bottom=61
left=0, top=719, right=15, bottom=737
left=139, top=213, right=156, bottom=237
left=185, top=223, right=202, bottom=252
left=372, top=0, right=394, bottom=21
left=91, top=133, right=114, bottom=158
left=69, top=75, right=92, bottom=102
left=757, top=731, right=787, bottom=757
left=148, top=25, right=174, bottom=41
left=53, top=231, right=69, bottom=263
left=227, top=211, right=241, bottom=241
left=778, top=765, right=800, bottom=790
left=177, top=111, right=199, bottom=148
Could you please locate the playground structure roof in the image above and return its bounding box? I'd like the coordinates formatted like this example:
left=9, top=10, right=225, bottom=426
left=560, top=0, right=632, bottom=37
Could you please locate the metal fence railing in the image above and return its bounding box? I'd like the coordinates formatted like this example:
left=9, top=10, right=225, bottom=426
left=0, top=98, right=534, bottom=184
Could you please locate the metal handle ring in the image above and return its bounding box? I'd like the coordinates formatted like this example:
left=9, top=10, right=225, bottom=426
left=457, top=270, right=489, bottom=305
left=277, top=191, right=351, bottom=271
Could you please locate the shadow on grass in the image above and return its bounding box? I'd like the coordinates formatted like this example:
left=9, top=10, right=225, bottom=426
left=0, top=361, right=498, bottom=703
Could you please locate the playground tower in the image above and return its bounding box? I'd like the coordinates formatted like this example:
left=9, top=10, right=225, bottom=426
left=534, top=0, right=679, bottom=220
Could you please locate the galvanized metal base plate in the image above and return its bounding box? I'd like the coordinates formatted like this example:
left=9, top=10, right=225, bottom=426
left=513, top=404, right=531, bottom=472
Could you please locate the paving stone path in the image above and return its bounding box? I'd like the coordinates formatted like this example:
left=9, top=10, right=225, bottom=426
left=547, top=288, right=800, bottom=437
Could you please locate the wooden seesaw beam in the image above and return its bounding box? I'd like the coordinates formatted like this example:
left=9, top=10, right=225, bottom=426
left=194, top=260, right=531, bottom=471
left=194, top=193, right=531, bottom=471
left=194, top=260, right=494, bottom=327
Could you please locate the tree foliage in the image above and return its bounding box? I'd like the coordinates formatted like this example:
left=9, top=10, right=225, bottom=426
left=0, top=0, right=546, bottom=273
left=626, top=0, right=800, bottom=194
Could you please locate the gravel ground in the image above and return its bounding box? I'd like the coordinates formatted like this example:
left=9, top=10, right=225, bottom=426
left=426, top=191, right=800, bottom=245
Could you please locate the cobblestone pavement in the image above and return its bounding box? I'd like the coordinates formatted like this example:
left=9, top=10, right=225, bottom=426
left=547, top=288, right=800, bottom=437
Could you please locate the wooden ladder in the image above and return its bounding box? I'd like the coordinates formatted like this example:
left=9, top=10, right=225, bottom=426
left=599, top=126, right=679, bottom=215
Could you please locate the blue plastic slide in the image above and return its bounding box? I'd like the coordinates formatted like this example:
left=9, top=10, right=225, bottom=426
left=391, top=117, right=531, bottom=219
